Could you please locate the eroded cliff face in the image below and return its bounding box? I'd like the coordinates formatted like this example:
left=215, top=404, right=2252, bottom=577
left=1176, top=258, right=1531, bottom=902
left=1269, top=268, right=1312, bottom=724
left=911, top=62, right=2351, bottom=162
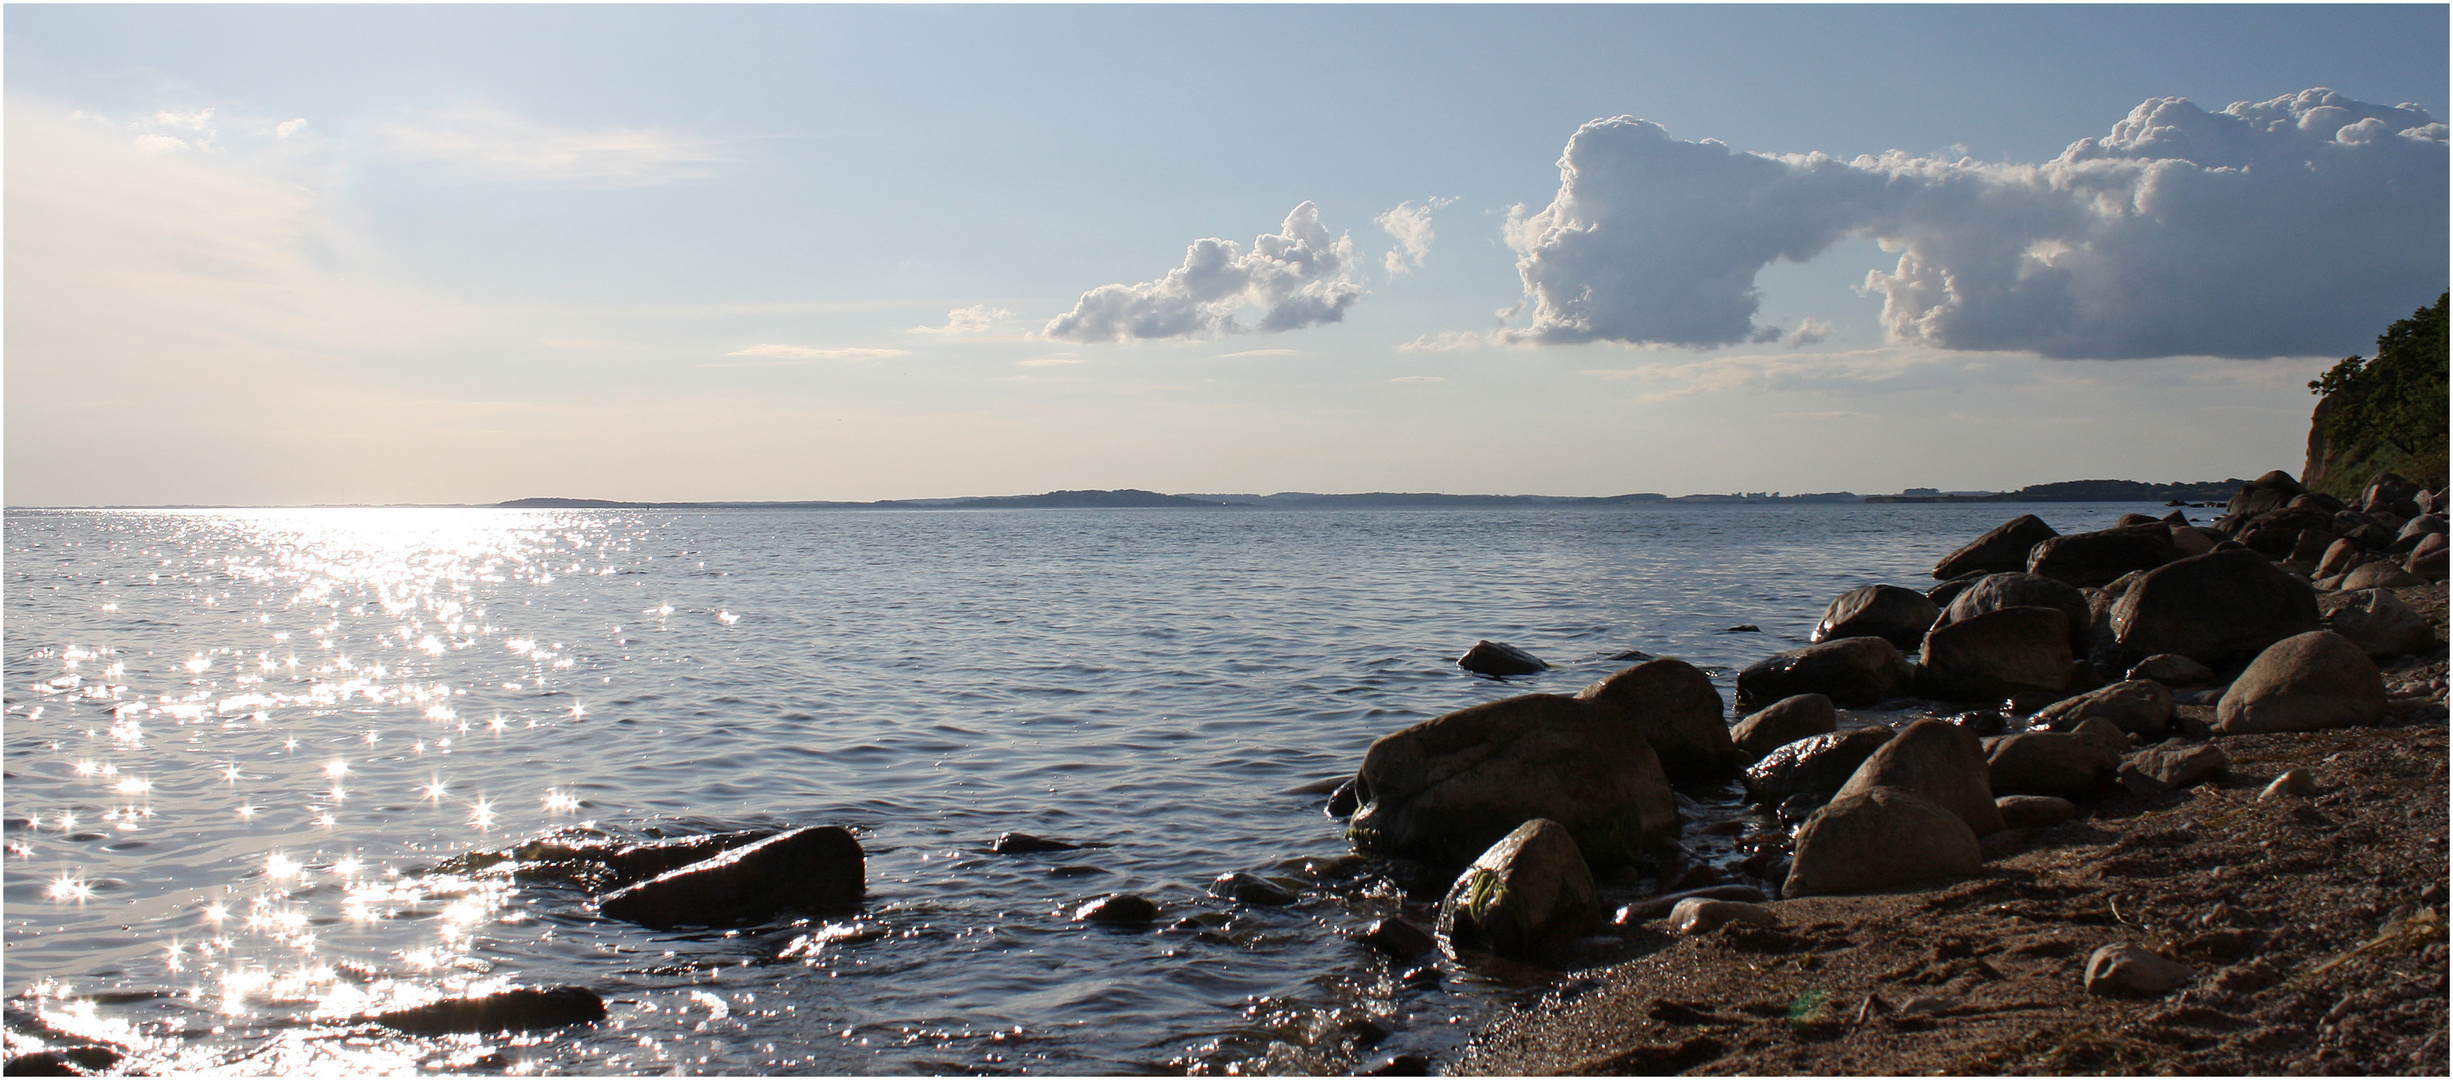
left=2304, top=392, right=2337, bottom=492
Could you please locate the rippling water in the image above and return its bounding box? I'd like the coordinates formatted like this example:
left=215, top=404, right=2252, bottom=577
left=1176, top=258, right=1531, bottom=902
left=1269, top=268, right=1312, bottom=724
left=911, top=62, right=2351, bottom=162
left=3, top=503, right=2150, bottom=1073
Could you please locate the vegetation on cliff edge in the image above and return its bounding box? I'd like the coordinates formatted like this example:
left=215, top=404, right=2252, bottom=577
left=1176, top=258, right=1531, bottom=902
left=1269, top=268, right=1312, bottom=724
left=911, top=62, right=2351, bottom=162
left=2308, top=291, right=2449, bottom=497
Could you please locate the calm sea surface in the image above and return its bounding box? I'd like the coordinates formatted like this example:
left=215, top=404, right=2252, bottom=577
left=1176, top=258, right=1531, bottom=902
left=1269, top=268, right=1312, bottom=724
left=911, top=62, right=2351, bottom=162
left=3, top=503, right=2152, bottom=1074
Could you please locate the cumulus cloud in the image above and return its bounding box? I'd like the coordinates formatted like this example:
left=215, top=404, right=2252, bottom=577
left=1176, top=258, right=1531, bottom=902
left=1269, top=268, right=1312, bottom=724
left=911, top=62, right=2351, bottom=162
left=369, top=102, right=723, bottom=186
left=1376, top=196, right=1455, bottom=275
left=1043, top=203, right=1362, bottom=343
left=1788, top=318, right=1832, bottom=347
left=1506, top=89, right=2448, bottom=359
left=911, top=304, right=1014, bottom=334
left=722, top=344, right=908, bottom=362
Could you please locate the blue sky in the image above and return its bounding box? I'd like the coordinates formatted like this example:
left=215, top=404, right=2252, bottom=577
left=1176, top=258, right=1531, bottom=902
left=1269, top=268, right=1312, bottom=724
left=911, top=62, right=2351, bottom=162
left=7, top=4, right=2447, bottom=505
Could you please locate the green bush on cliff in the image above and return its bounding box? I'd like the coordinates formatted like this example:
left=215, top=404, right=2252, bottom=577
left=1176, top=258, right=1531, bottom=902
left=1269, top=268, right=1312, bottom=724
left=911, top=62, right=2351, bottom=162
left=2307, top=292, right=2448, bottom=497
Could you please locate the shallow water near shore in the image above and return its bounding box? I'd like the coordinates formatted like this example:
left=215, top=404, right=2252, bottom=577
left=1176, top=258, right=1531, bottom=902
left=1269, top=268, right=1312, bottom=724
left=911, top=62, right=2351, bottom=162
left=3, top=502, right=2156, bottom=1073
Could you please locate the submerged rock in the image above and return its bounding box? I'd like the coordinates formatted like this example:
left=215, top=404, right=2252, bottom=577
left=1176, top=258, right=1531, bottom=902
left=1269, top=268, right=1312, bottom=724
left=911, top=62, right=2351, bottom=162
left=1209, top=872, right=1298, bottom=907
left=1458, top=640, right=1547, bottom=677
left=1575, top=659, right=1742, bottom=782
left=1074, top=894, right=1161, bottom=924
left=372, top=986, right=608, bottom=1035
left=991, top=832, right=1085, bottom=855
left=1435, top=818, right=1603, bottom=960
left=597, top=825, right=864, bottom=929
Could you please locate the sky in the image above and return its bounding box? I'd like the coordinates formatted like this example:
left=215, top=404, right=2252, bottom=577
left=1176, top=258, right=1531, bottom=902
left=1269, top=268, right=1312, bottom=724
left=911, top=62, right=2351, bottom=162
left=6, top=4, right=2447, bottom=506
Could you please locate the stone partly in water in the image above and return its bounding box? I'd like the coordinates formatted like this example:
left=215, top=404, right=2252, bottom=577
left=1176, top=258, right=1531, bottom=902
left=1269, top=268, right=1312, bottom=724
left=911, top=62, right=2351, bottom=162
left=2109, top=549, right=2322, bottom=666
left=1918, top=606, right=2072, bottom=702
left=1350, top=917, right=1437, bottom=958
left=2215, top=631, right=2390, bottom=734
left=1811, top=585, right=1942, bottom=651
left=373, top=986, right=608, bottom=1036
left=1074, top=894, right=1162, bottom=924
left=1435, top=819, right=1604, bottom=960
left=596, top=826, right=864, bottom=930
left=2031, top=679, right=2173, bottom=738
left=1729, top=693, right=1838, bottom=762
left=1209, top=872, right=1298, bottom=907
left=1783, top=787, right=1982, bottom=898
left=2118, top=744, right=2230, bottom=795
left=2324, top=589, right=2440, bottom=659
left=1735, top=637, right=1915, bottom=712
left=1574, top=659, right=1742, bottom=782
left=1933, top=572, right=2092, bottom=655
left=1457, top=640, right=1548, bottom=677
left=2027, top=525, right=2185, bottom=589
left=991, top=832, right=1085, bottom=855
left=1743, top=726, right=1896, bottom=806
left=1933, top=514, right=2059, bottom=580
left=1348, top=694, right=1677, bottom=868
left=1836, top=719, right=2004, bottom=835
left=2084, top=943, right=2195, bottom=997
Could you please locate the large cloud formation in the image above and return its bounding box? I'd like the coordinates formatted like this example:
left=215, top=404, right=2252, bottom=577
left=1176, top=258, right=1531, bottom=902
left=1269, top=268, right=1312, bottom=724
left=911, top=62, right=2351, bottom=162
left=1044, top=203, right=1360, bottom=343
left=1506, top=89, right=2448, bottom=359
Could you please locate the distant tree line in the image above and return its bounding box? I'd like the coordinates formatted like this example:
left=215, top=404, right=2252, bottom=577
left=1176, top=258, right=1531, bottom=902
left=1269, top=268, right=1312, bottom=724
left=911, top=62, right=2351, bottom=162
left=2306, top=292, right=2449, bottom=497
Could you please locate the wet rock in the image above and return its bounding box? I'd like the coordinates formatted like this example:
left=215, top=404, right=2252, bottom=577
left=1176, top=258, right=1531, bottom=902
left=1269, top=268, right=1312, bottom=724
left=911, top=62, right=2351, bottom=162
left=1984, top=730, right=2121, bottom=797
left=2324, top=588, right=2439, bottom=659
left=1812, top=585, right=1942, bottom=651
left=1349, top=916, right=1436, bottom=958
left=1209, top=872, right=1297, bottom=907
left=1934, top=572, right=2092, bottom=655
left=1775, top=791, right=1831, bottom=824
left=1933, top=514, right=2059, bottom=580
left=1348, top=694, right=1676, bottom=868
left=2118, top=743, right=2230, bottom=795
left=1361, top=1052, right=1432, bottom=1076
left=1918, top=606, right=2072, bottom=702
left=1613, top=883, right=1769, bottom=923
left=373, top=986, right=608, bottom=1035
left=2340, top=561, right=2427, bottom=590
left=1458, top=640, right=1547, bottom=677
left=1575, top=659, right=1742, bottom=782
left=2027, top=525, right=2186, bottom=589
left=2032, top=679, right=2173, bottom=738
left=2215, top=631, right=2389, bottom=734
left=1735, top=637, right=1915, bottom=711
left=1074, top=894, right=1161, bottom=924
left=597, top=826, right=863, bottom=929
left=2084, top=943, right=2195, bottom=997
left=2126, top=653, right=2216, bottom=686
left=1837, top=719, right=2003, bottom=835
left=1436, top=818, right=1604, bottom=960
left=1729, top=693, right=1838, bottom=762
left=2, top=1047, right=122, bottom=1077
left=1324, top=778, right=1361, bottom=818
left=1783, top=787, right=1982, bottom=898
left=991, top=832, right=1084, bottom=855
left=1721, top=624, right=1759, bottom=633
left=1744, top=727, right=1895, bottom=806
left=1996, top=794, right=2079, bottom=828
left=2259, top=769, right=2319, bottom=801
left=1669, top=897, right=1777, bottom=935
left=2109, top=549, right=2322, bottom=666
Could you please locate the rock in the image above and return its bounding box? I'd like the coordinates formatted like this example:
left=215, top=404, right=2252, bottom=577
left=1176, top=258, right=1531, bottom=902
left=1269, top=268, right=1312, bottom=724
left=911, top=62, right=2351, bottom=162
left=2325, top=589, right=2440, bottom=658
left=1360, top=1053, right=1432, bottom=1076
left=1933, top=514, right=2059, bottom=580
left=1735, top=636, right=1915, bottom=711
left=2286, top=528, right=2340, bottom=565
left=1074, top=894, right=1161, bottom=924
left=1926, top=571, right=1991, bottom=608
left=1668, top=897, right=1777, bottom=935
left=2115, top=513, right=2162, bottom=529
left=1435, top=819, right=1604, bottom=960
left=373, top=986, right=608, bottom=1035
left=596, top=826, right=863, bottom=929
left=1812, top=585, right=1942, bottom=651
left=1744, top=727, right=1895, bottom=806
left=1324, top=778, right=1360, bottom=818
left=1458, top=640, right=1546, bottom=676
left=1575, top=659, right=1742, bottom=782
left=1210, top=872, right=1297, bottom=906
left=1782, top=787, right=1982, bottom=898
left=2215, top=631, right=2389, bottom=734
left=2412, top=543, right=2450, bottom=582
left=1996, top=794, right=2079, bottom=828
left=2340, top=561, right=2427, bottom=590
left=1918, top=606, right=2072, bottom=702
left=1349, top=917, right=1436, bottom=958
left=2396, top=513, right=2446, bottom=544
left=2361, top=471, right=2426, bottom=516
left=2027, top=525, right=2186, bottom=589
left=1836, top=719, right=2004, bottom=835
left=1776, top=791, right=1831, bottom=823
left=1348, top=694, right=1676, bottom=868
left=2118, top=744, right=2230, bottom=794
left=2, top=1048, right=123, bottom=1077
left=1612, top=884, right=1768, bottom=923
left=991, top=832, right=1084, bottom=855
left=2259, top=769, right=2318, bottom=801
left=2312, top=537, right=2365, bottom=580
left=1729, top=694, right=1838, bottom=762
left=2109, top=549, right=2322, bottom=666
left=2032, top=680, right=2173, bottom=738
left=2217, top=471, right=2305, bottom=535
left=2168, top=524, right=2217, bottom=556
left=2084, top=943, right=2195, bottom=997
left=1934, top=572, right=2093, bottom=654
left=1984, top=730, right=2121, bottom=797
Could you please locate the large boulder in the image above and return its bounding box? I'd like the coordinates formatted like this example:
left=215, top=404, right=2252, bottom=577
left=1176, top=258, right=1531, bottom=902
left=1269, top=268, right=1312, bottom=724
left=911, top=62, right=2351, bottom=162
left=1835, top=719, right=2003, bottom=835
left=597, top=826, right=865, bottom=929
left=1918, top=606, right=2073, bottom=702
left=2031, top=680, right=2173, bottom=738
left=1743, top=726, right=1895, bottom=805
left=1934, top=572, right=2092, bottom=654
left=2027, top=525, right=2185, bottom=589
left=2216, top=471, right=2305, bottom=536
left=1926, top=571, right=1991, bottom=609
left=2107, top=549, right=2321, bottom=666
left=1932, top=514, right=2059, bottom=580
left=1735, top=637, right=1914, bottom=711
left=2325, top=589, right=2440, bottom=659
left=2361, top=471, right=2425, bottom=517
left=1347, top=694, right=1676, bottom=868
left=1435, top=818, right=1604, bottom=960
left=1574, top=659, right=1741, bottom=782
left=1730, top=693, right=1838, bottom=762
left=2215, top=631, right=2389, bottom=734
left=1984, top=729, right=2122, bottom=797
left=1782, top=787, right=1981, bottom=898
left=1811, top=585, right=1942, bottom=651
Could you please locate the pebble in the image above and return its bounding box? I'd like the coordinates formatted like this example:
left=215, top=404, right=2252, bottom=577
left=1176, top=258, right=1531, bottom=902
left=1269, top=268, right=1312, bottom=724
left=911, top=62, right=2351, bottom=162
left=1894, top=994, right=1955, bottom=1016
left=2084, top=943, right=2194, bottom=997
left=1668, top=897, right=1777, bottom=935
left=2259, top=769, right=2318, bottom=801
left=1613, top=884, right=1768, bottom=924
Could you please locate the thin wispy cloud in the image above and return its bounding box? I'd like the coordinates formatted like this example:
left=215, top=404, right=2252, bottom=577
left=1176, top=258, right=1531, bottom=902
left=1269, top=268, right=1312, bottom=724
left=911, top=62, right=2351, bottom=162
left=718, top=344, right=909, bottom=364
left=910, top=305, right=1016, bottom=334
left=368, top=102, right=724, bottom=186
left=1375, top=196, right=1455, bottom=276
left=1216, top=348, right=1296, bottom=358
left=1397, top=330, right=1492, bottom=353
left=1043, top=203, right=1362, bottom=343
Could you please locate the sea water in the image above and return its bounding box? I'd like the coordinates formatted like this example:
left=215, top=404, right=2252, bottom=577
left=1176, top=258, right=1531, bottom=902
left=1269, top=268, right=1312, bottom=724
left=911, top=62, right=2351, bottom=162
left=2, top=503, right=2153, bottom=1073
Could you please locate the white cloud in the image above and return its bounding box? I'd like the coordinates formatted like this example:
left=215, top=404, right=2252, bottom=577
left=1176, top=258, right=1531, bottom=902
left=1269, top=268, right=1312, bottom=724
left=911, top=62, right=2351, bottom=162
left=1217, top=348, right=1296, bottom=358
left=1043, top=202, right=1363, bottom=343
left=368, top=102, right=723, bottom=186
left=1788, top=318, right=1832, bottom=347
left=1376, top=196, right=1455, bottom=275
left=911, top=304, right=1015, bottom=334
left=722, top=344, right=909, bottom=362
left=1397, top=330, right=1493, bottom=353
left=1506, top=89, right=2448, bottom=359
